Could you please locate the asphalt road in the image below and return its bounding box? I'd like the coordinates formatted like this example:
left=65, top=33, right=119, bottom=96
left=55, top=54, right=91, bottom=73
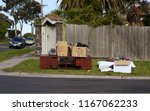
left=0, top=75, right=150, bottom=93
left=0, top=44, right=9, bottom=51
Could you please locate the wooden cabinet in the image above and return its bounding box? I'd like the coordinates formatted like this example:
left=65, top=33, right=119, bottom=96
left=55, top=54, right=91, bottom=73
left=40, top=56, right=92, bottom=70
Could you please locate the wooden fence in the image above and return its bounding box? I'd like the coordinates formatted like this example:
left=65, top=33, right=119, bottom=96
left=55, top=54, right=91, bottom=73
left=65, top=24, right=150, bottom=59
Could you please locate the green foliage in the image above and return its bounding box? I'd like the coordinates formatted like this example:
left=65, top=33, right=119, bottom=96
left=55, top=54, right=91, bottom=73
left=18, top=1, right=41, bottom=23
left=103, top=10, right=124, bottom=25
left=23, top=33, right=33, bottom=38
left=34, top=18, right=42, bottom=25
left=1, top=0, right=41, bottom=35
left=56, top=0, right=150, bottom=26
left=53, top=6, right=124, bottom=26
left=8, top=30, right=20, bottom=38
left=57, top=0, right=86, bottom=10
left=0, top=13, right=12, bottom=40
left=142, top=15, right=150, bottom=26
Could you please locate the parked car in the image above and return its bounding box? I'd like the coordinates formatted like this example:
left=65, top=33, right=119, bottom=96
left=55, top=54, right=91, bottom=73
left=9, top=37, right=26, bottom=48
left=25, top=37, right=35, bottom=45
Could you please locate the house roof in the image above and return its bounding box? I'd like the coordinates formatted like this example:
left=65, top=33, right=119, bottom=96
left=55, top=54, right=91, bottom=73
left=42, top=14, right=63, bottom=26
left=46, top=14, right=63, bottom=21
left=130, top=6, right=150, bottom=16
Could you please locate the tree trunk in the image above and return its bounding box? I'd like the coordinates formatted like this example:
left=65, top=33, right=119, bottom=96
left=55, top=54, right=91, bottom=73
left=14, top=20, right=17, bottom=37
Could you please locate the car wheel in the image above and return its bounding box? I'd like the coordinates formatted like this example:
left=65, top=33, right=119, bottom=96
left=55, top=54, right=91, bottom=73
left=18, top=44, right=22, bottom=49
left=9, top=46, right=12, bottom=48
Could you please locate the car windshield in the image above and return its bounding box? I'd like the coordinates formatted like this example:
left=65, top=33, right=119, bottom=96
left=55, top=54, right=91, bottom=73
left=26, top=37, right=34, bottom=40
left=12, top=37, right=23, bottom=42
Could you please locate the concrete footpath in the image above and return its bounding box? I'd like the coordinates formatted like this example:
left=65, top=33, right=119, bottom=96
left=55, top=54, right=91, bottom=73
left=0, top=54, right=150, bottom=80
left=0, top=53, right=35, bottom=69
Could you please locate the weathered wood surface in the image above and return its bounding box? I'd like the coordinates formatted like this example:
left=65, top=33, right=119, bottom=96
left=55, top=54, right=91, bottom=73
left=65, top=24, right=150, bottom=59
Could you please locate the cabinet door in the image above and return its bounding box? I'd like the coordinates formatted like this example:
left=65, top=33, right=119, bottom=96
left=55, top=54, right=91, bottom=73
left=81, top=58, right=92, bottom=70
left=50, top=57, right=58, bottom=68
left=75, top=58, right=83, bottom=66
left=40, top=56, right=50, bottom=68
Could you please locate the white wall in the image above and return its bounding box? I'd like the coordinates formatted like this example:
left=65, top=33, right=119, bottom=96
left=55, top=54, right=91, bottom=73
left=41, top=25, right=56, bottom=55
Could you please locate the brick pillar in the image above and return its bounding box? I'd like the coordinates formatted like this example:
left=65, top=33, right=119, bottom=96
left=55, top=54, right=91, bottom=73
left=35, top=24, right=41, bottom=56
left=56, top=22, right=63, bottom=41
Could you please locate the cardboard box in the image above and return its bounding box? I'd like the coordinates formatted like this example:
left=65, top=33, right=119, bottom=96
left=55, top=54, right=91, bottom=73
left=115, top=60, right=130, bottom=66
left=57, top=41, right=68, bottom=56
left=57, top=41, right=67, bottom=46
left=57, top=45, right=68, bottom=56
left=72, top=46, right=87, bottom=57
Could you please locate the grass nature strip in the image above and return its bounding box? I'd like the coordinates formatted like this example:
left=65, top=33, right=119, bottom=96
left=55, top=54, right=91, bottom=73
left=3, top=59, right=150, bottom=77
left=0, top=40, right=8, bottom=44
left=0, top=48, right=34, bottom=62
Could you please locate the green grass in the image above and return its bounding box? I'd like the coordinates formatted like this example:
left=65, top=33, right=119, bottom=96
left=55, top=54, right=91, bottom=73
left=0, top=48, right=34, bottom=62
left=0, top=39, right=8, bottom=44
left=3, top=59, right=150, bottom=77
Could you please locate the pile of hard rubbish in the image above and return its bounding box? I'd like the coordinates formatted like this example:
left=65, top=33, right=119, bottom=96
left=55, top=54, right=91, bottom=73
left=97, top=56, right=136, bottom=73
left=56, top=41, right=89, bottom=57
left=40, top=41, right=91, bottom=70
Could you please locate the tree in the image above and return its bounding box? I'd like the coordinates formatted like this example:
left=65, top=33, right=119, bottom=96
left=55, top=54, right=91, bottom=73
left=2, top=0, right=27, bottom=36
left=56, top=0, right=126, bottom=26
left=57, top=0, right=125, bottom=12
left=23, top=33, right=34, bottom=38
left=142, top=15, right=150, bottom=26
left=56, top=0, right=150, bottom=26
left=20, top=1, right=41, bottom=23
left=126, top=0, right=150, bottom=25
left=14, top=0, right=41, bottom=36
left=1, top=0, right=41, bottom=36
left=0, top=13, right=12, bottom=40
left=57, top=0, right=86, bottom=10
left=8, top=30, right=20, bottom=38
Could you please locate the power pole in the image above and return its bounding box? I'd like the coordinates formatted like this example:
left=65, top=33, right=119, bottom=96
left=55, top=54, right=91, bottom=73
left=41, top=0, right=43, bottom=18
left=40, top=0, right=48, bottom=18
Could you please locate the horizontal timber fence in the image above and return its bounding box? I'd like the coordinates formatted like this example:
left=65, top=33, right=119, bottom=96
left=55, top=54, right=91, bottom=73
left=65, top=24, right=150, bottom=59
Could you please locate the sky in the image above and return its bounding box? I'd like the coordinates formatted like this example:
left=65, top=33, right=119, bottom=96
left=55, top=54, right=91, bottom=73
left=0, top=0, right=150, bottom=35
